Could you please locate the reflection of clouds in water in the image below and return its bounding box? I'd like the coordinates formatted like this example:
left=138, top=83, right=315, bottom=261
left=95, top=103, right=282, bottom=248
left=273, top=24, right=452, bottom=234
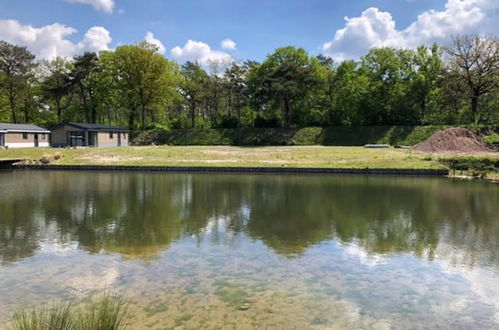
left=435, top=243, right=499, bottom=324
left=466, top=270, right=499, bottom=324
left=203, top=217, right=225, bottom=235
left=38, top=241, right=120, bottom=295
left=39, top=240, right=78, bottom=255
left=337, top=239, right=499, bottom=327
left=64, top=267, right=119, bottom=295
left=342, top=242, right=388, bottom=266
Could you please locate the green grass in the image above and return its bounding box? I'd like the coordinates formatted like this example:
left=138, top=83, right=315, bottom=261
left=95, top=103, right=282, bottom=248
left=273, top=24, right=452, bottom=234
left=0, top=146, right=451, bottom=170
left=483, top=133, right=499, bottom=145
left=11, top=296, right=129, bottom=330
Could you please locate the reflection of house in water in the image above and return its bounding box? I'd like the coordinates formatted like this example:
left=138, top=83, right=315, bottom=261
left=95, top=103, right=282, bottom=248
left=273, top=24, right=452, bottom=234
left=0, top=123, right=50, bottom=148
left=50, top=123, right=129, bottom=147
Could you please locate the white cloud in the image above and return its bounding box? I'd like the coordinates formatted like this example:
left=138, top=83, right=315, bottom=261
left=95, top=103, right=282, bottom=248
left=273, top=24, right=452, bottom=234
left=0, top=19, right=112, bottom=60
left=221, top=38, right=237, bottom=51
left=171, top=40, right=233, bottom=65
left=65, top=0, right=115, bottom=13
left=323, top=0, right=499, bottom=60
left=78, top=26, right=112, bottom=53
left=144, top=32, right=166, bottom=54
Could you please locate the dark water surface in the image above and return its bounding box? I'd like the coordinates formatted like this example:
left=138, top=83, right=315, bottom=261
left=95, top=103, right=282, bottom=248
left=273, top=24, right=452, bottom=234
left=0, top=171, right=498, bottom=329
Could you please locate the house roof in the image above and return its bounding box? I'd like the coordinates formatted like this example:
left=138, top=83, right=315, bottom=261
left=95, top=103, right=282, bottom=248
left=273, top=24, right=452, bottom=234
left=65, top=123, right=128, bottom=132
left=0, top=123, right=50, bottom=133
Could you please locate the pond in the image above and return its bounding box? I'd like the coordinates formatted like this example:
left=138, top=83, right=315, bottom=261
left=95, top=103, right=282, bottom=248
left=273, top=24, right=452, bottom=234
left=0, top=171, right=498, bottom=329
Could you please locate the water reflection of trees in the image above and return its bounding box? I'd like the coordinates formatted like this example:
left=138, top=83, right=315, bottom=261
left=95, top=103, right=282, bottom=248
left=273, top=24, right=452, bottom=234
left=0, top=172, right=497, bottom=267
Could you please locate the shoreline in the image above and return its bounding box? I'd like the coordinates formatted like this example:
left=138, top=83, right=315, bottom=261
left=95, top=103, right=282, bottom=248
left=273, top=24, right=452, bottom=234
left=12, top=164, right=450, bottom=176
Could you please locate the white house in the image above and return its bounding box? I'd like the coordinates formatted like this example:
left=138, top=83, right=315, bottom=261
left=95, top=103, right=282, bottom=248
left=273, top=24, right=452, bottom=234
left=0, top=123, right=50, bottom=148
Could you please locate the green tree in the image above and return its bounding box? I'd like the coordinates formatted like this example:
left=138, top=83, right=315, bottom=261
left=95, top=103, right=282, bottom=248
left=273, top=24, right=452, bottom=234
left=40, top=57, right=73, bottom=122
left=330, top=60, right=370, bottom=125
left=0, top=41, right=37, bottom=123
left=361, top=48, right=416, bottom=124
left=67, top=52, right=100, bottom=123
left=248, top=47, right=321, bottom=128
left=179, top=61, right=209, bottom=128
left=410, top=44, right=444, bottom=123
left=444, top=34, right=499, bottom=122
left=109, top=42, right=179, bottom=129
left=223, top=62, right=249, bottom=122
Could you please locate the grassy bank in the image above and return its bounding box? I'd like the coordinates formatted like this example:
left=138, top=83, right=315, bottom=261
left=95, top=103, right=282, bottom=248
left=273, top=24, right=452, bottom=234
left=1, top=146, right=448, bottom=170
left=132, top=126, right=499, bottom=147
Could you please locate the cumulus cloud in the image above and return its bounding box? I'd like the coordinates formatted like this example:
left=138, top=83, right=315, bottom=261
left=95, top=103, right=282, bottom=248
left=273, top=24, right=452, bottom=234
left=0, top=19, right=112, bottom=59
left=144, top=32, right=166, bottom=54
left=323, top=0, right=499, bottom=60
left=221, top=38, right=237, bottom=51
left=78, top=26, right=112, bottom=53
left=171, top=40, right=233, bottom=64
left=65, top=0, right=115, bottom=13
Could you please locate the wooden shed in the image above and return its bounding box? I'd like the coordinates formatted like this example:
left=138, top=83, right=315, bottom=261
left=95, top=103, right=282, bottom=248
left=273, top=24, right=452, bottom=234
left=0, top=123, right=50, bottom=148
left=50, top=123, right=129, bottom=148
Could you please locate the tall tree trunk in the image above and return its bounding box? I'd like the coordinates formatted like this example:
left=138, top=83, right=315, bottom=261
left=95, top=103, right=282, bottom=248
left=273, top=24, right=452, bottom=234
left=56, top=98, right=62, bottom=122
left=80, top=89, right=90, bottom=123
left=471, top=91, right=479, bottom=123
left=191, top=102, right=196, bottom=128
left=420, top=99, right=426, bottom=123
left=141, top=105, right=146, bottom=129
left=283, top=98, right=291, bottom=128
left=24, top=100, right=29, bottom=123
left=91, top=103, right=97, bottom=124
left=8, top=90, right=18, bottom=123
left=128, top=107, right=136, bottom=131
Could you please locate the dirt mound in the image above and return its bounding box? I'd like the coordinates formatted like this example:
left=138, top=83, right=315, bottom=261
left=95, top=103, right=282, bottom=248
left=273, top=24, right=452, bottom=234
left=413, top=128, right=492, bottom=154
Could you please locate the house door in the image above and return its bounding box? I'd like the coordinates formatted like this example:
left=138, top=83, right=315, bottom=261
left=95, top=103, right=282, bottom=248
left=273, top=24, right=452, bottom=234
left=117, top=133, right=122, bottom=147
left=0, top=133, right=4, bottom=147
left=68, top=132, right=85, bottom=147
left=88, top=133, right=98, bottom=147
left=34, top=134, right=39, bottom=147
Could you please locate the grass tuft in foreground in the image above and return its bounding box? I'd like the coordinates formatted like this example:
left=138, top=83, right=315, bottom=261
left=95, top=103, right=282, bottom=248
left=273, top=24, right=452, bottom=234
left=11, top=296, right=129, bottom=330
left=12, top=302, right=74, bottom=330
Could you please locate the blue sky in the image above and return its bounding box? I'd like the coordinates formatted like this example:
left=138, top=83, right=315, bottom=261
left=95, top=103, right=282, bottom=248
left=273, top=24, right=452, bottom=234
left=0, top=0, right=497, bottom=62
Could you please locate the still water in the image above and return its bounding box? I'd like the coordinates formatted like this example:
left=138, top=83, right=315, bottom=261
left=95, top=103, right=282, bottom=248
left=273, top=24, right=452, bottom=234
left=0, top=171, right=498, bottom=329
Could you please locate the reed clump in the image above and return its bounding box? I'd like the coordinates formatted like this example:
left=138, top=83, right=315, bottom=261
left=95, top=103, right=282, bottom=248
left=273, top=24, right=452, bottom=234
left=11, top=295, right=129, bottom=330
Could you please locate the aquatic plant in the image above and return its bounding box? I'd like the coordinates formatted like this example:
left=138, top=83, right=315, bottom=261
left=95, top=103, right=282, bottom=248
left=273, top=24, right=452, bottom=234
left=75, top=295, right=129, bottom=330
left=12, top=302, right=75, bottom=330
left=10, top=296, right=129, bottom=330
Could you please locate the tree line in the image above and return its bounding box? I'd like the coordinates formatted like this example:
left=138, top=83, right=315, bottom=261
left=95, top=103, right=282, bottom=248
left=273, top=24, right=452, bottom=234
left=0, top=35, right=498, bottom=130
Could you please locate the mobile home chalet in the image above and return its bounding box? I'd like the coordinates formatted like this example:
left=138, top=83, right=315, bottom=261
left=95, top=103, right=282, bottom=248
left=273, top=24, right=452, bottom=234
left=51, top=123, right=129, bottom=147
left=0, top=123, right=50, bottom=148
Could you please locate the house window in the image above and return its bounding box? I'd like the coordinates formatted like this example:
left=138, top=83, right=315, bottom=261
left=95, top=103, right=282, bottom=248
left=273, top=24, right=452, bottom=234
left=109, top=132, right=114, bottom=139
left=41, top=134, right=46, bottom=140
left=122, top=133, right=126, bottom=140
left=22, top=133, right=28, bottom=140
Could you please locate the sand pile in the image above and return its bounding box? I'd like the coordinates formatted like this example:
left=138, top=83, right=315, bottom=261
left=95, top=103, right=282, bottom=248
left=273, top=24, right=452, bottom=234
left=413, top=128, right=492, bottom=154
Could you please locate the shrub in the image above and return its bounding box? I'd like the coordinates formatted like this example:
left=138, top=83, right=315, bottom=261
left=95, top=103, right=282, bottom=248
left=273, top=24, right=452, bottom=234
left=39, top=155, right=53, bottom=164
left=440, top=157, right=499, bottom=178
left=254, top=115, right=282, bottom=128
left=131, top=125, right=499, bottom=147
left=217, top=115, right=240, bottom=128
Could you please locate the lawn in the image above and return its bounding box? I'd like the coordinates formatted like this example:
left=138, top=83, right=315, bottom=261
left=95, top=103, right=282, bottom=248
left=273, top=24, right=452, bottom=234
left=0, top=146, right=448, bottom=170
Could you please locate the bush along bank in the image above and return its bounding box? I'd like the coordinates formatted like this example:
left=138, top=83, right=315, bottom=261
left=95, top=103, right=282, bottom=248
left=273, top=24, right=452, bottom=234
left=440, top=157, right=499, bottom=180
left=131, top=126, right=498, bottom=147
